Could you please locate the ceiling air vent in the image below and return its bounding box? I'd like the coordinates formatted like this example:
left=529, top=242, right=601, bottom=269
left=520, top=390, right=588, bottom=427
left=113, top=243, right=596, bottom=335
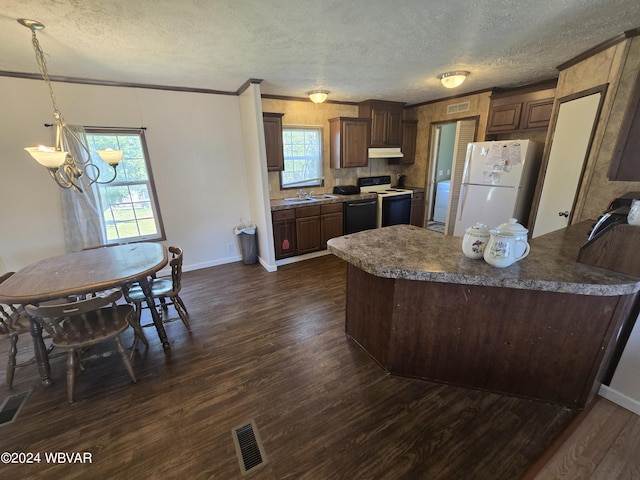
left=446, top=101, right=470, bottom=114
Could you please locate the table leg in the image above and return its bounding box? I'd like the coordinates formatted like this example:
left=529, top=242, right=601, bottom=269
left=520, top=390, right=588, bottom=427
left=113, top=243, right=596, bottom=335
left=138, top=277, right=171, bottom=350
left=30, top=317, right=53, bottom=387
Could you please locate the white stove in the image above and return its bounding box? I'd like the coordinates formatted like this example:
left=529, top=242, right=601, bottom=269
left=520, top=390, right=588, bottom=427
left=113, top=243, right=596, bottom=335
left=357, top=176, right=413, bottom=228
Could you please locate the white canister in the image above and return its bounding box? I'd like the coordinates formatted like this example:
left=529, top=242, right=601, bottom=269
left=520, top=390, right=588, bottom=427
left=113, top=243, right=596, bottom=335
left=628, top=199, right=640, bottom=226
left=495, top=218, right=529, bottom=257
left=484, top=229, right=530, bottom=268
left=462, top=223, right=491, bottom=259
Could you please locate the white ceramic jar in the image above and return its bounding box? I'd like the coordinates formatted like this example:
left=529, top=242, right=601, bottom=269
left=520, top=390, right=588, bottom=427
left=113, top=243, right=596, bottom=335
left=495, top=218, right=529, bottom=257
left=462, top=223, right=491, bottom=259
left=484, top=229, right=530, bottom=268
left=628, top=199, right=640, bottom=226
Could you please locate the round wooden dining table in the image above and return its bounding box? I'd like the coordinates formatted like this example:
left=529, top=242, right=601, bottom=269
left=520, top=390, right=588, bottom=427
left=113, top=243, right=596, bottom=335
left=0, top=243, right=169, bottom=386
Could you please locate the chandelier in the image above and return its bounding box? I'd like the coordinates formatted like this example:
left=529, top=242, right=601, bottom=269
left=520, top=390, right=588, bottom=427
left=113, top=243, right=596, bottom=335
left=18, top=18, right=123, bottom=193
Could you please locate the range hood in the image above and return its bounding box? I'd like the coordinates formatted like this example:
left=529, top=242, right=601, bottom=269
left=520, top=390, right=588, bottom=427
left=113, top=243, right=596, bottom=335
left=368, top=147, right=403, bottom=159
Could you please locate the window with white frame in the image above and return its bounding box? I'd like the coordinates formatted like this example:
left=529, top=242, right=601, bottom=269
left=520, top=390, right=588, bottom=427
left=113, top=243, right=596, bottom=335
left=280, top=126, right=323, bottom=189
left=85, top=129, right=165, bottom=243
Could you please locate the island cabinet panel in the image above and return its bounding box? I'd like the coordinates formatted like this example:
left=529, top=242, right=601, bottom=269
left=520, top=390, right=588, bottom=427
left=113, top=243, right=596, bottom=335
left=345, top=265, right=395, bottom=368
left=344, top=264, right=632, bottom=408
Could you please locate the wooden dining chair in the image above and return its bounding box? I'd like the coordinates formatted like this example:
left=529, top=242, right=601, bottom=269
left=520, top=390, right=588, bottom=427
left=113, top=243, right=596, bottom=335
left=123, top=246, right=191, bottom=336
left=25, top=291, right=137, bottom=403
left=0, top=272, right=32, bottom=389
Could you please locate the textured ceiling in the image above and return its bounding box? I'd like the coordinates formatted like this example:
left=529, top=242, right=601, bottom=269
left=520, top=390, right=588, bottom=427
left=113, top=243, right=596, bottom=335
left=1, top=0, right=640, bottom=105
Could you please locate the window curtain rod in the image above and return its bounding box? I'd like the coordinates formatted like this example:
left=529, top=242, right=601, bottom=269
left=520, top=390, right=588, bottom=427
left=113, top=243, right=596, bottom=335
left=44, top=124, right=147, bottom=130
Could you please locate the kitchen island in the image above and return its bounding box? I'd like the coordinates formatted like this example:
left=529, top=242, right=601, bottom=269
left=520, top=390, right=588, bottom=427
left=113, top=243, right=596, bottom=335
left=327, top=222, right=640, bottom=408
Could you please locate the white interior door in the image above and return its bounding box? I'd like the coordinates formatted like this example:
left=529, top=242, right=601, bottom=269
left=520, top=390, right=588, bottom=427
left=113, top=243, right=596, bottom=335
left=532, top=91, right=603, bottom=238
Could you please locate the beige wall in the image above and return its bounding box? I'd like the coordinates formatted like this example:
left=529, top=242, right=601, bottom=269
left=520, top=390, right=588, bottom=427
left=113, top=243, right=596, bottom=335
left=261, top=98, right=403, bottom=196
left=403, top=92, right=492, bottom=191
left=558, top=37, right=640, bottom=221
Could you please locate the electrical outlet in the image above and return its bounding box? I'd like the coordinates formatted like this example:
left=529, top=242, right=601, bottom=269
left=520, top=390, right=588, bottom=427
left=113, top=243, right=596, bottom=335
left=227, top=243, right=234, bottom=253
left=447, top=169, right=451, bottom=175
left=439, top=170, right=443, bottom=176
left=336, top=178, right=340, bottom=185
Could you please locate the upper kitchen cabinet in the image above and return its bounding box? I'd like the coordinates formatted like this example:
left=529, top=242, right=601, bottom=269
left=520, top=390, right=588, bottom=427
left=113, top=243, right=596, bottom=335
left=358, top=100, right=405, bottom=147
left=486, top=83, right=556, bottom=135
left=329, top=117, right=370, bottom=168
left=389, top=120, right=418, bottom=165
left=263, top=112, right=285, bottom=171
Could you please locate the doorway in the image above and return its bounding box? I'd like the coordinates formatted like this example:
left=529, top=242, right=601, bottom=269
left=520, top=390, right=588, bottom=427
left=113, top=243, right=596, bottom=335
left=425, top=118, right=478, bottom=235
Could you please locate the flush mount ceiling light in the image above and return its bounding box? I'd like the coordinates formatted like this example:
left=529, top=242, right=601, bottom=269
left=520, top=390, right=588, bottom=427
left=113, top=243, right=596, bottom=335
left=438, top=71, right=470, bottom=89
left=307, top=90, right=329, bottom=104
left=18, top=18, right=123, bottom=193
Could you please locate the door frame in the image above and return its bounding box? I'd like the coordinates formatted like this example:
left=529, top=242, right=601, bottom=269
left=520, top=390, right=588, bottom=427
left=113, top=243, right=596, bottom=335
left=423, top=116, right=479, bottom=229
left=528, top=84, right=608, bottom=236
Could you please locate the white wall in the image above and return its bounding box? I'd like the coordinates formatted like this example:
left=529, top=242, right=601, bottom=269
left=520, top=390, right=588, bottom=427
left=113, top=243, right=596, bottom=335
left=0, top=76, right=254, bottom=272
left=239, top=84, right=276, bottom=271
left=601, top=311, right=640, bottom=415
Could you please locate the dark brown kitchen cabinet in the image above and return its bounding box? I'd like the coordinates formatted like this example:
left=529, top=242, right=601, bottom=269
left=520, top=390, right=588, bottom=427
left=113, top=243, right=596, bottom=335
left=359, top=100, right=405, bottom=147
left=329, top=117, right=369, bottom=168
left=263, top=112, right=285, bottom=171
left=410, top=190, right=424, bottom=227
left=272, top=209, right=296, bottom=259
left=389, top=120, right=418, bottom=165
left=296, top=206, right=322, bottom=254
left=320, top=203, right=344, bottom=248
left=486, top=86, right=555, bottom=134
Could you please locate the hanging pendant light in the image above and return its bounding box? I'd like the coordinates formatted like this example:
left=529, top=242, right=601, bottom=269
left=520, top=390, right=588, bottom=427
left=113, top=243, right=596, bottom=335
left=18, top=18, right=123, bottom=193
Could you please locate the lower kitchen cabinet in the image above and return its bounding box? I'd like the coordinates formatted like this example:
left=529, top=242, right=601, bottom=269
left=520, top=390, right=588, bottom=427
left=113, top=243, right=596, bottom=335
left=272, top=202, right=345, bottom=259
left=410, top=190, right=424, bottom=227
left=320, top=203, right=344, bottom=248
left=296, top=206, right=322, bottom=254
left=272, top=209, right=296, bottom=260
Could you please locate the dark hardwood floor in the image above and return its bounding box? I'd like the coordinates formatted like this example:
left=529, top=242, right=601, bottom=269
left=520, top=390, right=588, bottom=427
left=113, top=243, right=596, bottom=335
left=0, top=255, right=589, bottom=479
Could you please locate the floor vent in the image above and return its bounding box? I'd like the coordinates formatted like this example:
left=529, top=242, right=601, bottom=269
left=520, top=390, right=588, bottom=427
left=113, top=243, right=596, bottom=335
left=447, top=101, right=471, bottom=114
left=232, top=419, right=268, bottom=475
left=0, top=390, right=31, bottom=426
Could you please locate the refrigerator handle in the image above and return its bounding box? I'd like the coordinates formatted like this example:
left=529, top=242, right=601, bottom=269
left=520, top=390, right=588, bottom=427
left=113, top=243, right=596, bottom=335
left=458, top=183, right=468, bottom=221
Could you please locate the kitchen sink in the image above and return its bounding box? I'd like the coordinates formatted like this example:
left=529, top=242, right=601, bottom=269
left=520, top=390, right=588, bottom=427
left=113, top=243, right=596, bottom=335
left=283, top=197, right=318, bottom=203
left=310, top=194, right=338, bottom=199
left=282, top=194, right=338, bottom=203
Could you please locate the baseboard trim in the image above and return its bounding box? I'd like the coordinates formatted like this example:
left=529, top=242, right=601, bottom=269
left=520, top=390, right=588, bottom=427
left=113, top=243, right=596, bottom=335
left=598, top=385, right=640, bottom=415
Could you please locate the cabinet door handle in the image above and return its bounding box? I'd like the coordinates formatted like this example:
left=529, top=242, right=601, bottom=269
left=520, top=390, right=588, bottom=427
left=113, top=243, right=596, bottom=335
left=558, top=211, right=569, bottom=217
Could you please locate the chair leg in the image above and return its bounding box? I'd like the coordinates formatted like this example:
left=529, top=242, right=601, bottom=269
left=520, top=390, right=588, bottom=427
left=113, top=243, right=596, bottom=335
left=173, top=295, right=191, bottom=332
left=6, top=333, right=18, bottom=390
left=129, top=301, right=149, bottom=357
left=114, top=336, right=136, bottom=383
left=67, top=349, right=76, bottom=404
left=159, top=297, right=168, bottom=311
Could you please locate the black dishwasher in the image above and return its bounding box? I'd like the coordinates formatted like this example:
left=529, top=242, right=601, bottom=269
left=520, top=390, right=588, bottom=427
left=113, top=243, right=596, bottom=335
left=344, top=199, right=377, bottom=234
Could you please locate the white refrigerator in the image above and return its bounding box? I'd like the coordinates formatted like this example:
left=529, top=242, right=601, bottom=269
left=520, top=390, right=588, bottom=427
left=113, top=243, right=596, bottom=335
left=453, top=140, right=543, bottom=237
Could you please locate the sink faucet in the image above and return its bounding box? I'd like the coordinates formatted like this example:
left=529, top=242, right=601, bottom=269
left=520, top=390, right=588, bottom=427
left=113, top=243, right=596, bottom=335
left=296, top=189, right=314, bottom=200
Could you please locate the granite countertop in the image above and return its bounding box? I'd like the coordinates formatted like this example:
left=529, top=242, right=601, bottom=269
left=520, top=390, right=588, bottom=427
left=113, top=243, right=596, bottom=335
left=270, top=193, right=376, bottom=211
left=327, top=222, right=640, bottom=296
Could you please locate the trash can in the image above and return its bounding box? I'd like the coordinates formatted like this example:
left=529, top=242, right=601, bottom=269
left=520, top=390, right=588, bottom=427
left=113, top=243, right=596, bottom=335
left=234, top=223, right=257, bottom=264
